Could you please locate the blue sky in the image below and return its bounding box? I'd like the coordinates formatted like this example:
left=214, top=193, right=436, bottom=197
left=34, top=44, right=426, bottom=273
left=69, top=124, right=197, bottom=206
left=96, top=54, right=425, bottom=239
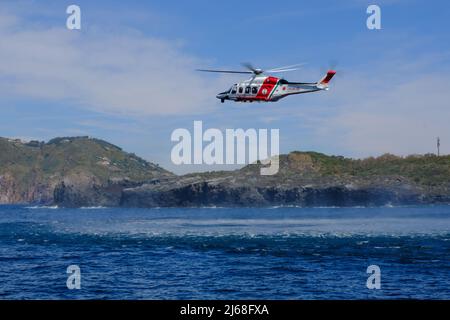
left=0, top=0, right=449, bottom=173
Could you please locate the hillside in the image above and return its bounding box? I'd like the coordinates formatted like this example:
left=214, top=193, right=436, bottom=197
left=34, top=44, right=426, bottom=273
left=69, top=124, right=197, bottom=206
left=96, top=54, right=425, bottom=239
left=0, top=136, right=172, bottom=206
left=1, top=136, right=450, bottom=207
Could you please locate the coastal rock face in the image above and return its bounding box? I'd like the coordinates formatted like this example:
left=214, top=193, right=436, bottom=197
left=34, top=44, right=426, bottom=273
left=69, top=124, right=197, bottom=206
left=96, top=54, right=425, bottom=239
left=52, top=174, right=142, bottom=208
left=122, top=152, right=450, bottom=207
left=0, top=173, right=54, bottom=204
left=121, top=168, right=442, bottom=208
left=1, top=137, right=450, bottom=207
left=122, top=183, right=414, bottom=207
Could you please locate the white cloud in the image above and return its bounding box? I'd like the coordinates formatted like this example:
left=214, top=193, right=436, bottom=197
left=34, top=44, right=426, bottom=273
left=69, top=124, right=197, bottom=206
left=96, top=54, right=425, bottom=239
left=0, top=10, right=225, bottom=116
left=311, top=62, right=450, bottom=157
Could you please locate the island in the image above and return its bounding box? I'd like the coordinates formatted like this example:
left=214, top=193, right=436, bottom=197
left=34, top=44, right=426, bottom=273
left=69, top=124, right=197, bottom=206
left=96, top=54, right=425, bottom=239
left=1, top=136, right=449, bottom=207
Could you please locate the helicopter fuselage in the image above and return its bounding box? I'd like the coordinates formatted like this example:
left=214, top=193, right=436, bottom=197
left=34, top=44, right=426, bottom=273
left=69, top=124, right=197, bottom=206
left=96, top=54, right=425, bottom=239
left=216, top=71, right=336, bottom=103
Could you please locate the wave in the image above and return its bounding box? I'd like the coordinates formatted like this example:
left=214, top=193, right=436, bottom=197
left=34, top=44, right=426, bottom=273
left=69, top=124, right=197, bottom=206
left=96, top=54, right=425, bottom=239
left=26, top=205, right=108, bottom=210
left=2, top=227, right=449, bottom=259
left=9, top=224, right=449, bottom=240
left=16, top=204, right=450, bottom=210
left=267, top=204, right=417, bottom=209
left=1, top=206, right=448, bottom=241
left=25, top=205, right=59, bottom=209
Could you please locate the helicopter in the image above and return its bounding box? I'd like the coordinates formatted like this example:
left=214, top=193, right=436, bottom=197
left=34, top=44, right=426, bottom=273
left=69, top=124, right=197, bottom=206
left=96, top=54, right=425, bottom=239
left=197, top=63, right=336, bottom=103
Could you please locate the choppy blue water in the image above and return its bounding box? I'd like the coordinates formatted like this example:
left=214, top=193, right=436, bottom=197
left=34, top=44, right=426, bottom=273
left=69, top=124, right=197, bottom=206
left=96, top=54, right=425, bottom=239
left=0, top=205, right=449, bottom=299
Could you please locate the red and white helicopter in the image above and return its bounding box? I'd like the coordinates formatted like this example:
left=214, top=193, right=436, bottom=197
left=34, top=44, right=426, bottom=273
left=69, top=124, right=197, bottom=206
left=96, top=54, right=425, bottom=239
left=197, top=63, right=336, bottom=103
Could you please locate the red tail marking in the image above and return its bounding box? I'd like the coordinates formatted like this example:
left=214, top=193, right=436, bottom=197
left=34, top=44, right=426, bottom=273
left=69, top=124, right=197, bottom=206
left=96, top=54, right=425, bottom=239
left=321, top=70, right=336, bottom=84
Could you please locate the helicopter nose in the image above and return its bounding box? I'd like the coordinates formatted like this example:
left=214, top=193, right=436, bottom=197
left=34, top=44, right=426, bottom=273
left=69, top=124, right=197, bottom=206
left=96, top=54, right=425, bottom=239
left=216, top=93, right=227, bottom=99
left=216, top=92, right=228, bottom=103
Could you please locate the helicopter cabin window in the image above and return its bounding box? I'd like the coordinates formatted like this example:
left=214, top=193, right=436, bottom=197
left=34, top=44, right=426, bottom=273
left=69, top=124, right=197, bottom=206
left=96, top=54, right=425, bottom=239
left=252, top=87, right=258, bottom=94
left=245, top=86, right=251, bottom=94
left=238, top=87, right=243, bottom=94
left=231, top=86, right=237, bottom=94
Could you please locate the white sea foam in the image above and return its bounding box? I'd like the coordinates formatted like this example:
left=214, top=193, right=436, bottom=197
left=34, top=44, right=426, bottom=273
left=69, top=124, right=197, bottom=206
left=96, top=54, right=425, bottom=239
left=13, top=205, right=450, bottom=239
left=26, top=205, right=59, bottom=209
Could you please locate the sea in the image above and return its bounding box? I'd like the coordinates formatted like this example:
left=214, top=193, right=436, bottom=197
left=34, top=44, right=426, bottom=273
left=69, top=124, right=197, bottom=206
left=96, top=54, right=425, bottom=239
left=0, top=205, right=449, bottom=300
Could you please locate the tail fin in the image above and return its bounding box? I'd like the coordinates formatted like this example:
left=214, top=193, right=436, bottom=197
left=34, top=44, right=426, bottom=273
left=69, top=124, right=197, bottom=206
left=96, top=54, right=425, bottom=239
left=318, top=70, right=336, bottom=86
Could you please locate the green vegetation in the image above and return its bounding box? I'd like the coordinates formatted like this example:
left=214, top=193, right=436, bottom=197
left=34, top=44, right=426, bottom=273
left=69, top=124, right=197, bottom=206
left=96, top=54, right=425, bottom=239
left=0, top=136, right=171, bottom=203
left=294, top=151, right=450, bottom=186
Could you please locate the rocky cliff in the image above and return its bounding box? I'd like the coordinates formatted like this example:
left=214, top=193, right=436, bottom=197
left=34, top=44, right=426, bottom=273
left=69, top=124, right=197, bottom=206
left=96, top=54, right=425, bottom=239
left=122, top=152, right=450, bottom=207
left=1, top=137, right=450, bottom=207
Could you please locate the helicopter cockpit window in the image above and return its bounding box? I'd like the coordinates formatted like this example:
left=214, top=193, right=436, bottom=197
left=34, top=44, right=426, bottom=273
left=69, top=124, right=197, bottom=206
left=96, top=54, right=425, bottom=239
left=252, top=87, right=258, bottom=94
left=245, top=86, right=251, bottom=94
left=238, top=87, right=243, bottom=94
left=231, top=86, right=237, bottom=94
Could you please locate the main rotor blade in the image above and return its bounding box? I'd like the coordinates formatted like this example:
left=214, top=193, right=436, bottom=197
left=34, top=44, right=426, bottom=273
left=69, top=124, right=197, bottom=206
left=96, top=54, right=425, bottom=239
left=267, top=68, right=301, bottom=73
left=266, top=63, right=306, bottom=73
left=196, top=69, right=253, bottom=74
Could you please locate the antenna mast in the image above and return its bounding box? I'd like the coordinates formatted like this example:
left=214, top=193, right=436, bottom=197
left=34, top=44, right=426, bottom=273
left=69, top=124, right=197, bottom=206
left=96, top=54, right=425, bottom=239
left=437, top=137, right=441, bottom=156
